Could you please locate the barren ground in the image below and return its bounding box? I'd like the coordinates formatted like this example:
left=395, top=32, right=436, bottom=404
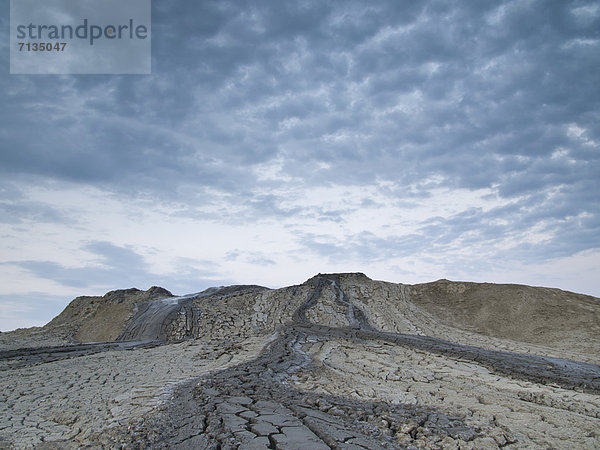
left=1, top=273, right=599, bottom=449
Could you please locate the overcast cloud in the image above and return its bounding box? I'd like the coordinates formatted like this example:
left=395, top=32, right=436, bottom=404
left=1, top=0, right=599, bottom=330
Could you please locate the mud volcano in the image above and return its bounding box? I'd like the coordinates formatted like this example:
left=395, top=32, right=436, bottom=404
left=1, top=273, right=599, bottom=448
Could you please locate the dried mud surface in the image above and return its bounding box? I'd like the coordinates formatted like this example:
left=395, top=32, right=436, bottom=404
left=1, top=273, right=599, bottom=449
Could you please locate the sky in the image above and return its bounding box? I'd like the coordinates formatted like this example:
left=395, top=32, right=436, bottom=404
left=1, top=0, right=599, bottom=331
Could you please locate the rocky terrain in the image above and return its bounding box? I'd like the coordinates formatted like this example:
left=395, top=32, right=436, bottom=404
left=0, top=273, right=599, bottom=449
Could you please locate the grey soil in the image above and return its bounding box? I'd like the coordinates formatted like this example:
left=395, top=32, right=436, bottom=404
left=1, top=273, right=599, bottom=449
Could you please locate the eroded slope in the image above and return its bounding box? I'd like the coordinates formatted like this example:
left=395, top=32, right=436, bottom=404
left=1, top=273, right=599, bottom=449
left=46, top=286, right=174, bottom=343
left=410, top=280, right=600, bottom=362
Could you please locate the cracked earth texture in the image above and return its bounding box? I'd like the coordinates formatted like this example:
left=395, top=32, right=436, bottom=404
left=1, top=273, right=599, bottom=449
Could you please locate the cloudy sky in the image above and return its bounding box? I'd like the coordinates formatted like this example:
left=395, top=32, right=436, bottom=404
left=1, top=0, right=599, bottom=331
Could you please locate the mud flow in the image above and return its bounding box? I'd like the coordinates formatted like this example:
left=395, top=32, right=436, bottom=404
left=1, top=274, right=599, bottom=448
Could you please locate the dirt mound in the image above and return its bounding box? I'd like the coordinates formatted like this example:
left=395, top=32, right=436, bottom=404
left=2, top=273, right=600, bottom=448
left=45, top=286, right=173, bottom=343
left=6, top=275, right=599, bottom=360
left=410, top=279, right=600, bottom=359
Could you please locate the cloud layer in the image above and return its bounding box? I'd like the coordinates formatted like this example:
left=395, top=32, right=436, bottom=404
left=1, top=0, right=599, bottom=330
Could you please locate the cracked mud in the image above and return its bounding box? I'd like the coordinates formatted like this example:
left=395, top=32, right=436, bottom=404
left=1, top=273, right=599, bottom=448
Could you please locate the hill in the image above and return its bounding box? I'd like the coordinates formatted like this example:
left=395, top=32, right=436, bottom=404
left=1, top=273, right=599, bottom=448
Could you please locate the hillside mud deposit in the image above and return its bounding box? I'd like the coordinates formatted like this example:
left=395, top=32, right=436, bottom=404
left=1, top=273, right=599, bottom=448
